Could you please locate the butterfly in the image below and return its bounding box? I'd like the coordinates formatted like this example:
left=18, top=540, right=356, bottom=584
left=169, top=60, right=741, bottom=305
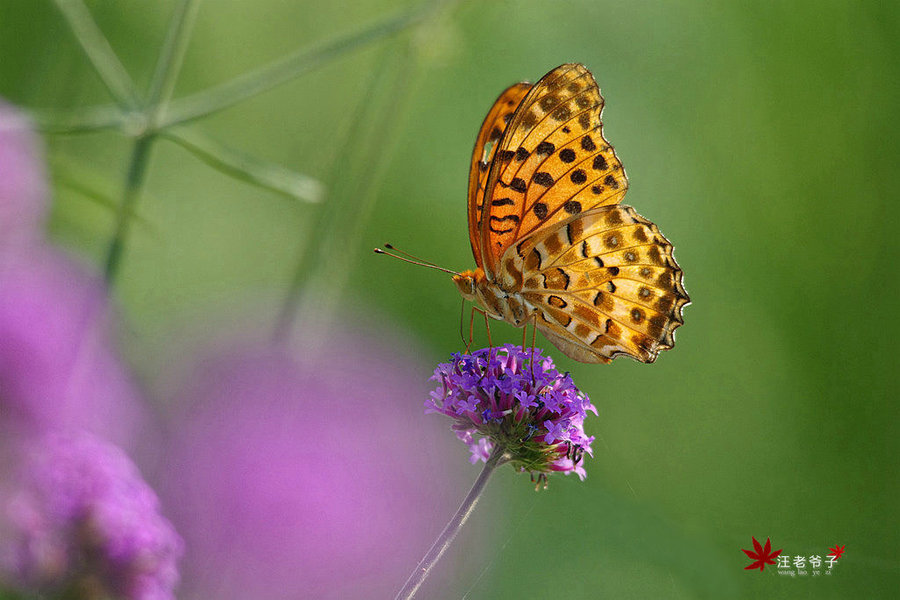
left=452, top=64, right=689, bottom=363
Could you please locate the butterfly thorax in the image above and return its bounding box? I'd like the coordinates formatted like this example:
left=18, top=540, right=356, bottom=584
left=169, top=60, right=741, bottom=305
left=453, top=267, right=531, bottom=326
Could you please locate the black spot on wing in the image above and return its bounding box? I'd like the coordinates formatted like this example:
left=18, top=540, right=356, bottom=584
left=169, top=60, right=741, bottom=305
left=564, top=200, right=582, bottom=214
left=536, top=141, right=555, bottom=155
left=533, top=172, right=554, bottom=187
left=510, top=177, right=527, bottom=193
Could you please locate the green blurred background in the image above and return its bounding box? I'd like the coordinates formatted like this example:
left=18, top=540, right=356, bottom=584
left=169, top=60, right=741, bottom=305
left=1, top=0, right=898, bottom=598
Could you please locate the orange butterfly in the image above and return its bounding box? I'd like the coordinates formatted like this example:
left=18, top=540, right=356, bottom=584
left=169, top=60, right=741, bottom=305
left=452, top=64, right=689, bottom=363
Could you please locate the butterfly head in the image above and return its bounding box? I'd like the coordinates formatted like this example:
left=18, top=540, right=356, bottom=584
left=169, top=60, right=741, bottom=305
left=452, top=268, right=485, bottom=302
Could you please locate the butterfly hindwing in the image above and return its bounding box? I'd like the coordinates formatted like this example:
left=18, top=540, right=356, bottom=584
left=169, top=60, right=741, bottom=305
left=468, top=82, right=533, bottom=270
left=480, top=64, right=628, bottom=278
left=518, top=205, right=688, bottom=363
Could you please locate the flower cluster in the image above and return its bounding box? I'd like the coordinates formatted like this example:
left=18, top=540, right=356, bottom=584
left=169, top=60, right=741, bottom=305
left=2, top=433, right=183, bottom=600
left=427, top=344, right=596, bottom=480
left=159, top=335, right=467, bottom=600
left=0, top=99, right=181, bottom=599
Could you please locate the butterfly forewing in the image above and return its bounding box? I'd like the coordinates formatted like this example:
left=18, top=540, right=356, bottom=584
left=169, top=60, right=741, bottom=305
left=518, top=205, right=688, bottom=363
left=479, top=64, right=628, bottom=278
left=468, top=82, right=532, bottom=270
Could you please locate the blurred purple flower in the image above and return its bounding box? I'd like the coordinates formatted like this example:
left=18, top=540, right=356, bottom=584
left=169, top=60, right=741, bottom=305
left=427, top=344, right=597, bottom=480
left=0, top=432, right=183, bottom=600
left=0, top=250, right=146, bottom=446
left=0, top=99, right=145, bottom=448
left=159, top=326, right=467, bottom=600
left=0, top=99, right=47, bottom=251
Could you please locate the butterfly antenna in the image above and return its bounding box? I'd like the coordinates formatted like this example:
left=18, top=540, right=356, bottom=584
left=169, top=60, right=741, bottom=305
left=382, top=243, right=442, bottom=268
left=374, top=245, right=459, bottom=276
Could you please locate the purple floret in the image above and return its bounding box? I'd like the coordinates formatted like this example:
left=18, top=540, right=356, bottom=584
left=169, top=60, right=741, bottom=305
left=427, top=345, right=597, bottom=480
left=1, top=432, right=183, bottom=599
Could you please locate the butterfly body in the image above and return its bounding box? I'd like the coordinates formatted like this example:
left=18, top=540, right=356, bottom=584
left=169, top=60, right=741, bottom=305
left=454, top=267, right=531, bottom=326
left=459, top=64, right=689, bottom=363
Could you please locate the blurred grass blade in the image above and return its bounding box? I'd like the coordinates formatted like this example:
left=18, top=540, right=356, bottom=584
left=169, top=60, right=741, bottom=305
left=276, top=42, right=416, bottom=340
left=163, top=128, right=324, bottom=203
left=160, top=2, right=435, bottom=128
left=145, top=0, right=202, bottom=119
left=30, top=103, right=127, bottom=135
left=52, top=0, right=139, bottom=109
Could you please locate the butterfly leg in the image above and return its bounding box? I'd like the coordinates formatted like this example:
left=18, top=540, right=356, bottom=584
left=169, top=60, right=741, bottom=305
left=459, top=298, right=470, bottom=351
left=464, top=305, right=494, bottom=352
left=482, top=308, right=493, bottom=348
left=521, top=313, right=538, bottom=383
left=465, top=305, right=495, bottom=381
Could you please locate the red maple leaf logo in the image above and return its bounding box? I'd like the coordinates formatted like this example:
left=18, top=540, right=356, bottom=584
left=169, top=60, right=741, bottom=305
left=828, top=544, right=845, bottom=560
left=742, top=536, right=782, bottom=571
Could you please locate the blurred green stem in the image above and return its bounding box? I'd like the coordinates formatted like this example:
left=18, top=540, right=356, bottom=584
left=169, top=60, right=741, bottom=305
left=31, top=103, right=127, bottom=135
left=39, top=0, right=432, bottom=134
left=103, top=135, right=154, bottom=281
left=146, top=0, right=202, bottom=124
left=102, top=0, right=199, bottom=284
left=52, top=0, right=139, bottom=109
left=160, top=1, right=437, bottom=128
left=162, top=128, right=324, bottom=203
left=394, top=446, right=507, bottom=600
left=273, top=43, right=414, bottom=341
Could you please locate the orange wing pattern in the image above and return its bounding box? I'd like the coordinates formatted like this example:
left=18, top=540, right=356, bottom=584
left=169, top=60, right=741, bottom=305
left=467, top=82, right=532, bottom=270
left=477, top=64, right=627, bottom=278
left=516, top=205, right=688, bottom=363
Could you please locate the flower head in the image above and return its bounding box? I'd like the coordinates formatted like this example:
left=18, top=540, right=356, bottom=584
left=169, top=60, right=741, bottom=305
left=0, top=432, right=183, bottom=600
left=158, top=321, right=469, bottom=600
left=0, top=250, right=147, bottom=446
left=427, top=344, right=597, bottom=480
left=0, top=98, right=146, bottom=448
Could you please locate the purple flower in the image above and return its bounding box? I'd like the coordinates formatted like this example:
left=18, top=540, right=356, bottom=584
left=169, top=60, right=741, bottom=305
left=0, top=432, right=183, bottom=600
left=0, top=250, right=147, bottom=446
left=427, top=344, right=597, bottom=480
left=157, top=325, right=468, bottom=600
left=0, top=99, right=146, bottom=448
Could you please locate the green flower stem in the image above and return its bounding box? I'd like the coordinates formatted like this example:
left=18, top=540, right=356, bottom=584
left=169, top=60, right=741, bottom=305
left=159, top=2, right=433, bottom=128
left=31, top=103, right=126, bottom=135
left=394, top=445, right=507, bottom=600
left=52, top=0, right=139, bottom=109
left=103, top=134, right=154, bottom=282
left=162, top=128, right=324, bottom=203
left=273, top=44, right=410, bottom=341
left=145, top=0, right=201, bottom=122
left=102, top=0, right=199, bottom=285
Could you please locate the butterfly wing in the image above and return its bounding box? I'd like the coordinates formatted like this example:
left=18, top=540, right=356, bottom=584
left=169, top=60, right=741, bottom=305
left=467, top=82, right=533, bottom=270
left=479, top=64, right=627, bottom=279
left=518, top=205, right=689, bottom=363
